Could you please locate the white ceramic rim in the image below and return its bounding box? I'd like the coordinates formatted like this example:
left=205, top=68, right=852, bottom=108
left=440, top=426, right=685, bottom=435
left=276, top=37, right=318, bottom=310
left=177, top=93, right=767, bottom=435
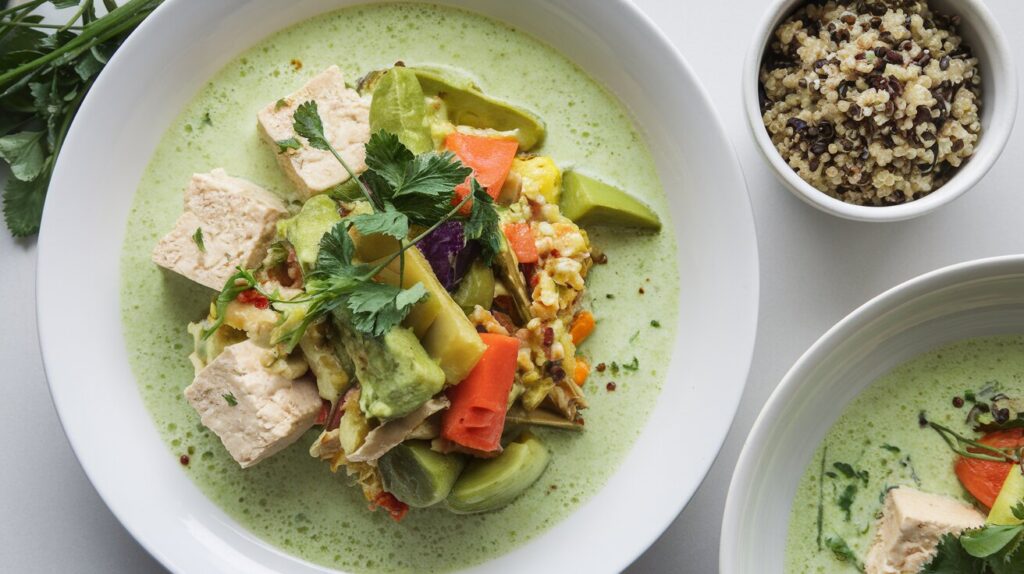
left=742, top=0, right=1019, bottom=222
left=720, top=253, right=1024, bottom=573
left=35, top=1, right=760, bottom=572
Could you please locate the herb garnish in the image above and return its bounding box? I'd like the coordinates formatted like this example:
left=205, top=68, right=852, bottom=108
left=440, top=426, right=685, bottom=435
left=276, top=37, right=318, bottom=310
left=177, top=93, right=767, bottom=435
left=923, top=516, right=1024, bottom=574
left=222, top=392, right=237, bottom=406
left=837, top=483, right=858, bottom=522
left=824, top=535, right=864, bottom=573
left=192, top=227, right=205, bottom=252
left=650, top=320, right=660, bottom=328
left=622, top=356, right=639, bottom=371
left=928, top=420, right=1023, bottom=465
left=275, top=137, right=301, bottom=153
left=205, top=101, right=502, bottom=346
left=1, top=0, right=163, bottom=237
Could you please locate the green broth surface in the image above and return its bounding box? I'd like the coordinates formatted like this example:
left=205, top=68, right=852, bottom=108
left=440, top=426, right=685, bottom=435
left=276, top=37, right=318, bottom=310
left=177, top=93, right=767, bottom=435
left=784, top=335, right=1024, bottom=573
left=119, top=3, right=679, bottom=572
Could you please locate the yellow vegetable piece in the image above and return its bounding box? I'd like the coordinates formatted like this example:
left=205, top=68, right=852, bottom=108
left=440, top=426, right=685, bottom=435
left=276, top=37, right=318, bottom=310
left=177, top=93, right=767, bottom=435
left=374, top=250, right=442, bottom=338
left=987, top=466, right=1024, bottom=525
left=512, top=156, right=561, bottom=205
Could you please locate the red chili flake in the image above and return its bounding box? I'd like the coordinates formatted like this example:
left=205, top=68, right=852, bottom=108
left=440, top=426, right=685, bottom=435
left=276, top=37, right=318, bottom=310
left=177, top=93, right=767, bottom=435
left=179, top=454, right=190, bottom=466
left=606, top=382, right=617, bottom=392
left=543, top=327, right=555, bottom=346
left=530, top=274, right=540, bottom=288
left=595, top=362, right=607, bottom=373
left=372, top=492, right=409, bottom=522
left=236, top=289, right=270, bottom=309
left=550, top=249, right=561, bottom=258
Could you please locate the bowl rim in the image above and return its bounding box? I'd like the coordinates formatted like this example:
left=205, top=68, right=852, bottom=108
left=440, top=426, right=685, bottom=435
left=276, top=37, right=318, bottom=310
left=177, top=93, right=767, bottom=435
left=34, top=0, right=761, bottom=572
left=719, top=253, right=1024, bottom=573
left=742, top=0, right=1019, bottom=222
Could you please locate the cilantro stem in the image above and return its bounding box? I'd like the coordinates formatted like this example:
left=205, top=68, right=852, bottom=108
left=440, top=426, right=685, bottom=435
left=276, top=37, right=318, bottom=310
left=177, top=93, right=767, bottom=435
left=1, top=21, right=85, bottom=30
left=0, top=0, right=46, bottom=20
left=321, top=139, right=382, bottom=212
left=372, top=190, right=475, bottom=272
left=929, top=421, right=1021, bottom=463
left=58, top=0, right=93, bottom=34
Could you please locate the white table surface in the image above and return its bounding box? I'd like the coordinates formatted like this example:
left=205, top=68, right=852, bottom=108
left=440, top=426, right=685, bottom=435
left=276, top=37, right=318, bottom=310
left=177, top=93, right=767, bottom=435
left=2, top=0, right=1023, bottom=572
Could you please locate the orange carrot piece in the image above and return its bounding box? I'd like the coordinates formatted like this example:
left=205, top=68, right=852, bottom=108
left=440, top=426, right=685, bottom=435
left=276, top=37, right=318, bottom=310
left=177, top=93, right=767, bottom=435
left=574, top=358, right=590, bottom=386
left=441, top=333, right=520, bottom=452
left=502, top=223, right=538, bottom=264
left=955, top=428, right=1024, bottom=508
left=570, top=310, right=596, bottom=345
left=446, top=132, right=519, bottom=212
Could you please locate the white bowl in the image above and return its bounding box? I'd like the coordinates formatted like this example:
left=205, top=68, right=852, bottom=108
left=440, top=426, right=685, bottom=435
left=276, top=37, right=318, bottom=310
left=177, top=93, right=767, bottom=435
left=743, top=0, right=1018, bottom=222
left=721, top=254, right=1024, bottom=574
left=36, top=0, right=760, bottom=572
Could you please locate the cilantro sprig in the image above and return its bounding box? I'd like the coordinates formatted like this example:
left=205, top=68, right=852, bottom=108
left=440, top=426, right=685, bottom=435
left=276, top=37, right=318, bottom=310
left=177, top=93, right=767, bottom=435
left=923, top=515, right=1024, bottom=574
left=205, top=100, right=503, bottom=345
left=1, top=0, right=164, bottom=237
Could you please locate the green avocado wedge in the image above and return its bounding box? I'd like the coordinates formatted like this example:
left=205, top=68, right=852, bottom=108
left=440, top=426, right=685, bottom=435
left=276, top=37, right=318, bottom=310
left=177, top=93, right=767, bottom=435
left=378, top=441, right=466, bottom=508
left=277, top=195, right=342, bottom=269
left=560, top=171, right=662, bottom=231
left=446, top=432, right=551, bottom=514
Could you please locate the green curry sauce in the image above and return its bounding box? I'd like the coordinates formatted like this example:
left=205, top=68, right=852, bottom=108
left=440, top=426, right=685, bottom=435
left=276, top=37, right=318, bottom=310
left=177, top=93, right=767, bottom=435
left=784, top=335, right=1024, bottom=573
left=119, top=4, right=679, bottom=572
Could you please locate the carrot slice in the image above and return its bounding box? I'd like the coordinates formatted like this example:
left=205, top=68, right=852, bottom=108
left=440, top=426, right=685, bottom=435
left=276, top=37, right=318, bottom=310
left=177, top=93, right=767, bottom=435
left=570, top=310, right=596, bottom=345
left=954, top=428, right=1024, bottom=508
left=574, top=357, right=590, bottom=386
left=441, top=333, right=520, bottom=452
left=502, top=223, right=538, bottom=264
left=446, top=132, right=518, bottom=212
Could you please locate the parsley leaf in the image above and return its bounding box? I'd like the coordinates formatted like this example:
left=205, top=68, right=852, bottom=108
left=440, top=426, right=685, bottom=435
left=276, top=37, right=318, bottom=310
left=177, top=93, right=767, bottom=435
left=292, top=100, right=331, bottom=151
left=0, top=131, right=45, bottom=181
left=961, top=525, right=1024, bottom=558
left=837, top=483, right=857, bottom=521
left=222, top=393, right=238, bottom=406
left=824, top=535, right=864, bottom=572
left=201, top=268, right=258, bottom=339
left=348, top=204, right=409, bottom=241
left=346, top=281, right=427, bottom=338
left=622, top=356, right=640, bottom=371
left=922, top=534, right=987, bottom=574
left=464, top=179, right=502, bottom=263
left=192, top=227, right=205, bottom=252
left=3, top=175, right=46, bottom=237
left=275, top=137, right=302, bottom=154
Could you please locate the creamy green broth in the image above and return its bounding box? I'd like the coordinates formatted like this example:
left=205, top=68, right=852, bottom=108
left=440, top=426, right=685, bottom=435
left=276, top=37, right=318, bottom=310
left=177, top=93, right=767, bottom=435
left=119, top=3, right=679, bottom=572
left=784, top=336, right=1024, bottom=573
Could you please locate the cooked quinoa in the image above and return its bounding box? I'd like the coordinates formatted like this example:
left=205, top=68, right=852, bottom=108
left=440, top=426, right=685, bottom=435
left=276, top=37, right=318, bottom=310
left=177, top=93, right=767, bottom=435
left=760, top=0, right=982, bottom=206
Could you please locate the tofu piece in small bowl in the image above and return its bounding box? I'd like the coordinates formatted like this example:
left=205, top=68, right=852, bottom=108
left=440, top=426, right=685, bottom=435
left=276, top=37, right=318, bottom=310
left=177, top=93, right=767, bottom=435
left=151, top=169, right=287, bottom=290
left=257, top=65, right=370, bottom=200
left=184, top=340, right=321, bottom=468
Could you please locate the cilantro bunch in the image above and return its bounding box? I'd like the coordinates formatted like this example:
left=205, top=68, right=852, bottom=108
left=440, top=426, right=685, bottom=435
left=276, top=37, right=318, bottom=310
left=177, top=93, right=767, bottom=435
left=0, top=0, right=163, bottom=237
left=205, top=100, right=503, bottom=346
left=923, top=504, right=1024, bottom=573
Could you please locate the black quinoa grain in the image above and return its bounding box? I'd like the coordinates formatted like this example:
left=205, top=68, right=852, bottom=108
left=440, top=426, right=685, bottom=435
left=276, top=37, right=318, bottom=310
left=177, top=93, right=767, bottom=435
left=940, top=55, right=950, bottom=70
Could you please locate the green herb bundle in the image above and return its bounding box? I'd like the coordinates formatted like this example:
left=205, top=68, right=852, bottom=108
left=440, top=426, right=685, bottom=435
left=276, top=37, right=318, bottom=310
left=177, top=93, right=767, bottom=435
left=0, top=0, right=162, bottom=237
left=923, top=505, right=1024, bottom=574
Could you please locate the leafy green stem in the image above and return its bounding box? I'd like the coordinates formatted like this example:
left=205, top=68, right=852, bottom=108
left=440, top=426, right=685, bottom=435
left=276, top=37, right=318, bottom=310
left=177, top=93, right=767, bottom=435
left=0, top=0, right=47, bottom=21
left=929, top=421, right=1022, bottom=463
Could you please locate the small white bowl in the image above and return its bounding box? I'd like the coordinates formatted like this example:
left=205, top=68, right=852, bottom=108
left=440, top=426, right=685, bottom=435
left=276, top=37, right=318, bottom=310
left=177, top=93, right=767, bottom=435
left=743, top=0, right=1018, bottom=222
left=721, top=254, right=1024, bottom=573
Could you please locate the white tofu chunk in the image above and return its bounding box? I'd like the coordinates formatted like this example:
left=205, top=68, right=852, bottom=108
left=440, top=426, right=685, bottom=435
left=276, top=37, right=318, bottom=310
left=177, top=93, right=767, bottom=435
left=865, top=487, right=985, bottom=574
left=257, top=65, right=371, bottom=200
left=152, top=169, right=287, bottom=290
left=184, top=340, right=322, bottom=468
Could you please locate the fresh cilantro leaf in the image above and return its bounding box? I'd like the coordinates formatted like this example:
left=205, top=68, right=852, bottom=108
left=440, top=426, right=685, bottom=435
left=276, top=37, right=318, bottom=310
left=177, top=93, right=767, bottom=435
left=622, top=356, right=639, bottom=371
left=222, top=393, right=238, bottom=406
left=363, top=130, right=414, bottom=188
left=192, top=227, right=205, bottom=252
left=201, top=268, right=258, bottom=339
left=3, top=175, right=46, bottom=237
left=311, top=221, right=357, bottom=276
left=464, top=179, right=502, bottom=264
left=1013, top=502, right=1024, bottom=521
left=837, top=483, right=857, bottom=521
left=274, top=98, right=288, bottom=110
left=921, top=534, right=986, bottom=574
left=961, top=525, right=1024, bottom=558
left=650, top=320, right=661, bottom=328
left=823, top=535, right=864, bottom=572
left=833, top=462, right=856, bottom=478
left=0, top=131, right=45, bottom=181
left=292, top=100, right=331, bottom=151
left=346, top=281, right=427, bottom=337
left=348, top=204, right=409, bottom=241
left=881, top=444, right=901, bottom=454
left=275, top=137, right=301, bottom=154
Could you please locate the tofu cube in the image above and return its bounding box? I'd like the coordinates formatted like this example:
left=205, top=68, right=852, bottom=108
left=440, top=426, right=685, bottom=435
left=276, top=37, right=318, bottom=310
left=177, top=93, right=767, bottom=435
left=257, top=65, right=371, bottom=200
left=184, top=340, right=322, bottom=468
left=152, top=169, right=287, bottom=290
left=865, top=487, right=985, bottom=574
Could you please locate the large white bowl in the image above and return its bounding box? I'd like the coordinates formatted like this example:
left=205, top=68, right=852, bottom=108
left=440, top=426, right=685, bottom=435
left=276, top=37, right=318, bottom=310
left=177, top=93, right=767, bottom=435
left=35, top=0, right=759, bottom=572
left=721, top=255, right=1024, bottom=574
left=743, top=0, right=1018, bottom=222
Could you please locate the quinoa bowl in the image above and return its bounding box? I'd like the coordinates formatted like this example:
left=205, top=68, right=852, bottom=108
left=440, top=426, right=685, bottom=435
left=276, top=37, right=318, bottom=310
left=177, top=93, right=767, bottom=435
left=744, top=0, right=1017, bottom=222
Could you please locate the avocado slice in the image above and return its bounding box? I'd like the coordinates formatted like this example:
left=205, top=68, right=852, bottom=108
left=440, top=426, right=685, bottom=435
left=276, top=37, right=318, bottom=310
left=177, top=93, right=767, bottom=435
left=332, top=308, right=445, bottom=420
left=560, top=171, right=661, bottom=230
left=378, top=441, right=465, bottom=507
left=446, top=432, right=551, bottom=514
left=987, top=467, right=1024, bottom=525
left=277, top=195, right=342, bottom=269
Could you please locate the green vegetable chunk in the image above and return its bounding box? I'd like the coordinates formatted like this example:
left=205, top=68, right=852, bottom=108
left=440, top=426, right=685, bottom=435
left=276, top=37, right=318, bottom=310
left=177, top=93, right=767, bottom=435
left=560, top=171, right=661, bottom=230
left=414, top=67, right=546, bottom=151
left=277, top=195, right=342, bottom=269
left=447, top=432, right=550, bottom=514
left=369, top=67, right=434, bottom=154
left=453, top=260, right=495, bottom=314
left=332, top=309, right=445, bottom=420
left=378, top=441, right=465, bottom=507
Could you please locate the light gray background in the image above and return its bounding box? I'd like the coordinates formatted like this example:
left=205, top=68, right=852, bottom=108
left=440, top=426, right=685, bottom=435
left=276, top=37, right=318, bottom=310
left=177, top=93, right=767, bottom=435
left=2, top=0, right=1022, bottom=572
